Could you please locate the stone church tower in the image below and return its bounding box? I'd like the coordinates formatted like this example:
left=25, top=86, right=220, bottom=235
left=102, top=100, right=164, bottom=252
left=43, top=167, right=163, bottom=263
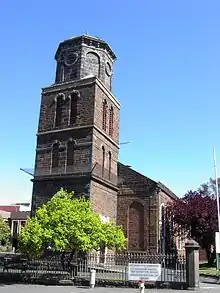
left=31, top=35, right=120, bottom=222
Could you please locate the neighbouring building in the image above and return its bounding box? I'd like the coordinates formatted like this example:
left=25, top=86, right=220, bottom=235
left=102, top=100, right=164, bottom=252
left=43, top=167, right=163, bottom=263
left=0, top=204, right=30, bottom=250
left=30, top=34, right=181, bottom=253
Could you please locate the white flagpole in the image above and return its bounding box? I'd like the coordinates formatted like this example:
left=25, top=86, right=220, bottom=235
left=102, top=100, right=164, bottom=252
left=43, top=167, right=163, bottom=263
left=213, top=148, right=220, bottom=233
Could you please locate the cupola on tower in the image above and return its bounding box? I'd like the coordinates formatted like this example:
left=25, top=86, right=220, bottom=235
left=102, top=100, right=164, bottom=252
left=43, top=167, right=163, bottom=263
left=31, top=35, right=120, bottom=222
left=55, top=35, right=116, bottom=90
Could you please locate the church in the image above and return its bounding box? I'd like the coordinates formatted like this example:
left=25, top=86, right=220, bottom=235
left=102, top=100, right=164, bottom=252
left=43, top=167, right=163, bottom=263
left=31, top=34, right=178, bottom=253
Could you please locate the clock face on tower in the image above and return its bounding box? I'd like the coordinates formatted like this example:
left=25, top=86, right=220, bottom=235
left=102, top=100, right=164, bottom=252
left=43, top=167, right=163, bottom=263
left=64, top=52, right=78, bottom=66
left=105, top=62, right=112, bottom=76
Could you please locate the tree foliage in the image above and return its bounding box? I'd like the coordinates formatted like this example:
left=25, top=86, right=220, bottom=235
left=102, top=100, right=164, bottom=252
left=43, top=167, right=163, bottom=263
left=19, top=189, right=127, bottom=256
left=0, top=216, right=10, bottom=245
left=170, top=179, right=218, bottom=254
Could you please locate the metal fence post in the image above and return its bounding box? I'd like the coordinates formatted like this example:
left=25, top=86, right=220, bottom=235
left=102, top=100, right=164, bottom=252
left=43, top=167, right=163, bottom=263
left=185, top=239, right=200, bottom=290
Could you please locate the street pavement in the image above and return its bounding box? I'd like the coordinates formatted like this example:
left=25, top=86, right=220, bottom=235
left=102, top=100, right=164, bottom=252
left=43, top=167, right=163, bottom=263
left=0, top=283, right=219, bottom=293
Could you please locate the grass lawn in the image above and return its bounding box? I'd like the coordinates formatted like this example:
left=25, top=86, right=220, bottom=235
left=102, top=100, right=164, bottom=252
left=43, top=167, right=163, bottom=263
left=199, top=263, right=220, bottom=277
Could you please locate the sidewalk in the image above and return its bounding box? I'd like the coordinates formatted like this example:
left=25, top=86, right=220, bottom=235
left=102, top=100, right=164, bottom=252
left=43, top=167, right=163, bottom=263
left=0, top=284, right=220, bottom=293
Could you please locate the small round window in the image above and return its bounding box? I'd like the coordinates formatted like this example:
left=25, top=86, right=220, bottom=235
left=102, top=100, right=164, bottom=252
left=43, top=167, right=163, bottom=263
left=65, top=52, right=78, bottom=66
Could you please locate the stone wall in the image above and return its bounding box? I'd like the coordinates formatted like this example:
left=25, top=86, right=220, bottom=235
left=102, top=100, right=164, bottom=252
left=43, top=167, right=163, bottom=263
left=33, top=78, right=119, bottom=220
left=94, top=82, right=120, bottom=144
left=54, top=36, right=116, bottom=91
left=117, top=163, right=178, bottom=252
left=90, top=180, right=117, bottom=222
left=35, top=128, right=92, bottom=172
left=117, top=163, right=158, bottom=251
left=31, top=176, right=90, bottom=215
left=38, top=81, right=95, bottom=133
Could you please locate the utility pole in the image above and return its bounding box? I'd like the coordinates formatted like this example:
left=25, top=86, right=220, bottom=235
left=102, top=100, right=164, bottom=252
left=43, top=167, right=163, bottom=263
left=213, top=148, right=220, bottom=276
left=213, top=148, right=220, bottom=232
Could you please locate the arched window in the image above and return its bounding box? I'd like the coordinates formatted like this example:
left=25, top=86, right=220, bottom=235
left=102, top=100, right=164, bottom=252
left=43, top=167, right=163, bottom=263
left=108, top=152, right=112, bottom=180
left=69, top=91, right=79, bottom=125
left=109, top=106, right=114, bottom=136
left=55, top=94, right=65, bottom=127
left=160, top=205, right=166, bottom=254
left=52, top=142, right=59, bottom=169
left=102, top=146, right=105, bottom=177
left=67, top=139, right=75, bottom=167
left=102, top=100, right=107, bottom=131
left=85, top=52, right=100, bottom=77
left=128, top=202, right=144, bottom=250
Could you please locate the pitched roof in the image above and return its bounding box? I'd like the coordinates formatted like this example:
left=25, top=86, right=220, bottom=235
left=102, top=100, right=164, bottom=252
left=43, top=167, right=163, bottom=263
left=0, top=205, right=20, bottom=212
left=118, top=162, right=178, bottom=200
left=10, top=211, right=30, bottom=220
left=0, top=210, right=11, bottom=219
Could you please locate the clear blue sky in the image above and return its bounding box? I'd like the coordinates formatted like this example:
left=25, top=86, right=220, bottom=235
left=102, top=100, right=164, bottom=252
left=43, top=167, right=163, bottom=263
left=1, top=0, right=220, bottom=204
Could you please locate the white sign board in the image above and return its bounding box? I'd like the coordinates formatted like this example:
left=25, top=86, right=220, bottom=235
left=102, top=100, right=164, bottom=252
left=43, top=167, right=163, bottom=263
left=216, top=232, right=220, bottom=253
left=128, top=263, right=161, bottom=281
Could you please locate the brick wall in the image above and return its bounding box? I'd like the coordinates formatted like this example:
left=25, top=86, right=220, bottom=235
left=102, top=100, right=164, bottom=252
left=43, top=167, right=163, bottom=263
left=35, top=128, right=92, bottom=171
left=38, top=81, right=95, bottom=133
left=94, top=82, right=120, bottom=144
left=90, top=180, right=117, bottom=221
left=31, top=177, right=90, bottom=214
left=117, top=163, right=158, bottom=251
left=33, top=78, right=119, bottom=221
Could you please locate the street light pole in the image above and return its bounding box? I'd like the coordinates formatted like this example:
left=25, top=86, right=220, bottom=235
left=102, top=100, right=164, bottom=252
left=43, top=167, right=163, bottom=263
left=213, top=148, right=220, bottom=276
left=213, top=148, right=220, bottom=233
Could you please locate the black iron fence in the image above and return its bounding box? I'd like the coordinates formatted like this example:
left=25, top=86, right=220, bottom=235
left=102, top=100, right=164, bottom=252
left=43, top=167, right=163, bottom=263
left=0, top=252, right=186, bottom=287
left=0, top=253, right=73, bottom=284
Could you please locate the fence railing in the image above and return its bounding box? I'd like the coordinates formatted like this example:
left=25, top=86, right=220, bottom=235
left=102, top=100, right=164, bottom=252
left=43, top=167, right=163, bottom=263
left=77, top=252, right=186, bottom=283
left=34, top=163, right=118, bottom=186
left=0, top=252, right=186, bottom=285
left=34, top=164, right=91, bottom=177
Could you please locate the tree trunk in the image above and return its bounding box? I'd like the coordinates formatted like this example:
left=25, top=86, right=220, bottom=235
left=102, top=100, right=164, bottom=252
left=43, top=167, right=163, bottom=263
left=61, top=252, right=65, bottom=270
left=205, top=246, right=215, bottom=265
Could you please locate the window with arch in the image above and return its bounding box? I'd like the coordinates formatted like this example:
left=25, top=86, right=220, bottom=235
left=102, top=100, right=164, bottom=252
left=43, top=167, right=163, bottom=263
left=160, top=204, right=166, bottom=254
left=128, top=201, right=144, bottom=250
left=108, top=151, right=112, bottom=180
left=86, top=51, right=100, bottom=77
left=102, top=146, right=105, bottom=177
left=109, top=106, right=114, bottom=136
left=67, top=139, right=75, bottom=167
left=69, top=92, right=79, bottom=125
left=102, top=100, right=107, bottom=131
left=55, top=95, right=65, bottom=127
left=52, top=142, right=59, bottom=169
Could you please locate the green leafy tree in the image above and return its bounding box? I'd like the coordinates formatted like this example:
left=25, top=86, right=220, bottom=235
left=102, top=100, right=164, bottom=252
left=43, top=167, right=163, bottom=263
left=19, top=189, right=126, bottom=256
left=0, top=216, right=10, bottom=246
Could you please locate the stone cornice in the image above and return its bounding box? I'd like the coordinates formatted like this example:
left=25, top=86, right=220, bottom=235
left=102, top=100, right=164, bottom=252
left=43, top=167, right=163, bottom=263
left=91, top=175, right=119, bottom=192
left=55, top=35, right=117, bottom=61
left=37, top=124, right=94, bottom=136
left=37, top=124, right=119, bottom=149
left=41, top=76, right=120, bottom=109
left=42, top=76, right=96, bottom=93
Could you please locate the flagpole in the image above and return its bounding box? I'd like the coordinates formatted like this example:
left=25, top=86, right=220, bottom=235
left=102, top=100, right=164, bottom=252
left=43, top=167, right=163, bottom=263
left=213, top=148, right=220, bottom=233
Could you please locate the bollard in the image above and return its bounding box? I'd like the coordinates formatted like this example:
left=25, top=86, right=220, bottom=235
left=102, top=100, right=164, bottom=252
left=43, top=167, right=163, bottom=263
left=90, top=269, right=96, bottom=288
left=139, top=280, right=145, bottom=293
